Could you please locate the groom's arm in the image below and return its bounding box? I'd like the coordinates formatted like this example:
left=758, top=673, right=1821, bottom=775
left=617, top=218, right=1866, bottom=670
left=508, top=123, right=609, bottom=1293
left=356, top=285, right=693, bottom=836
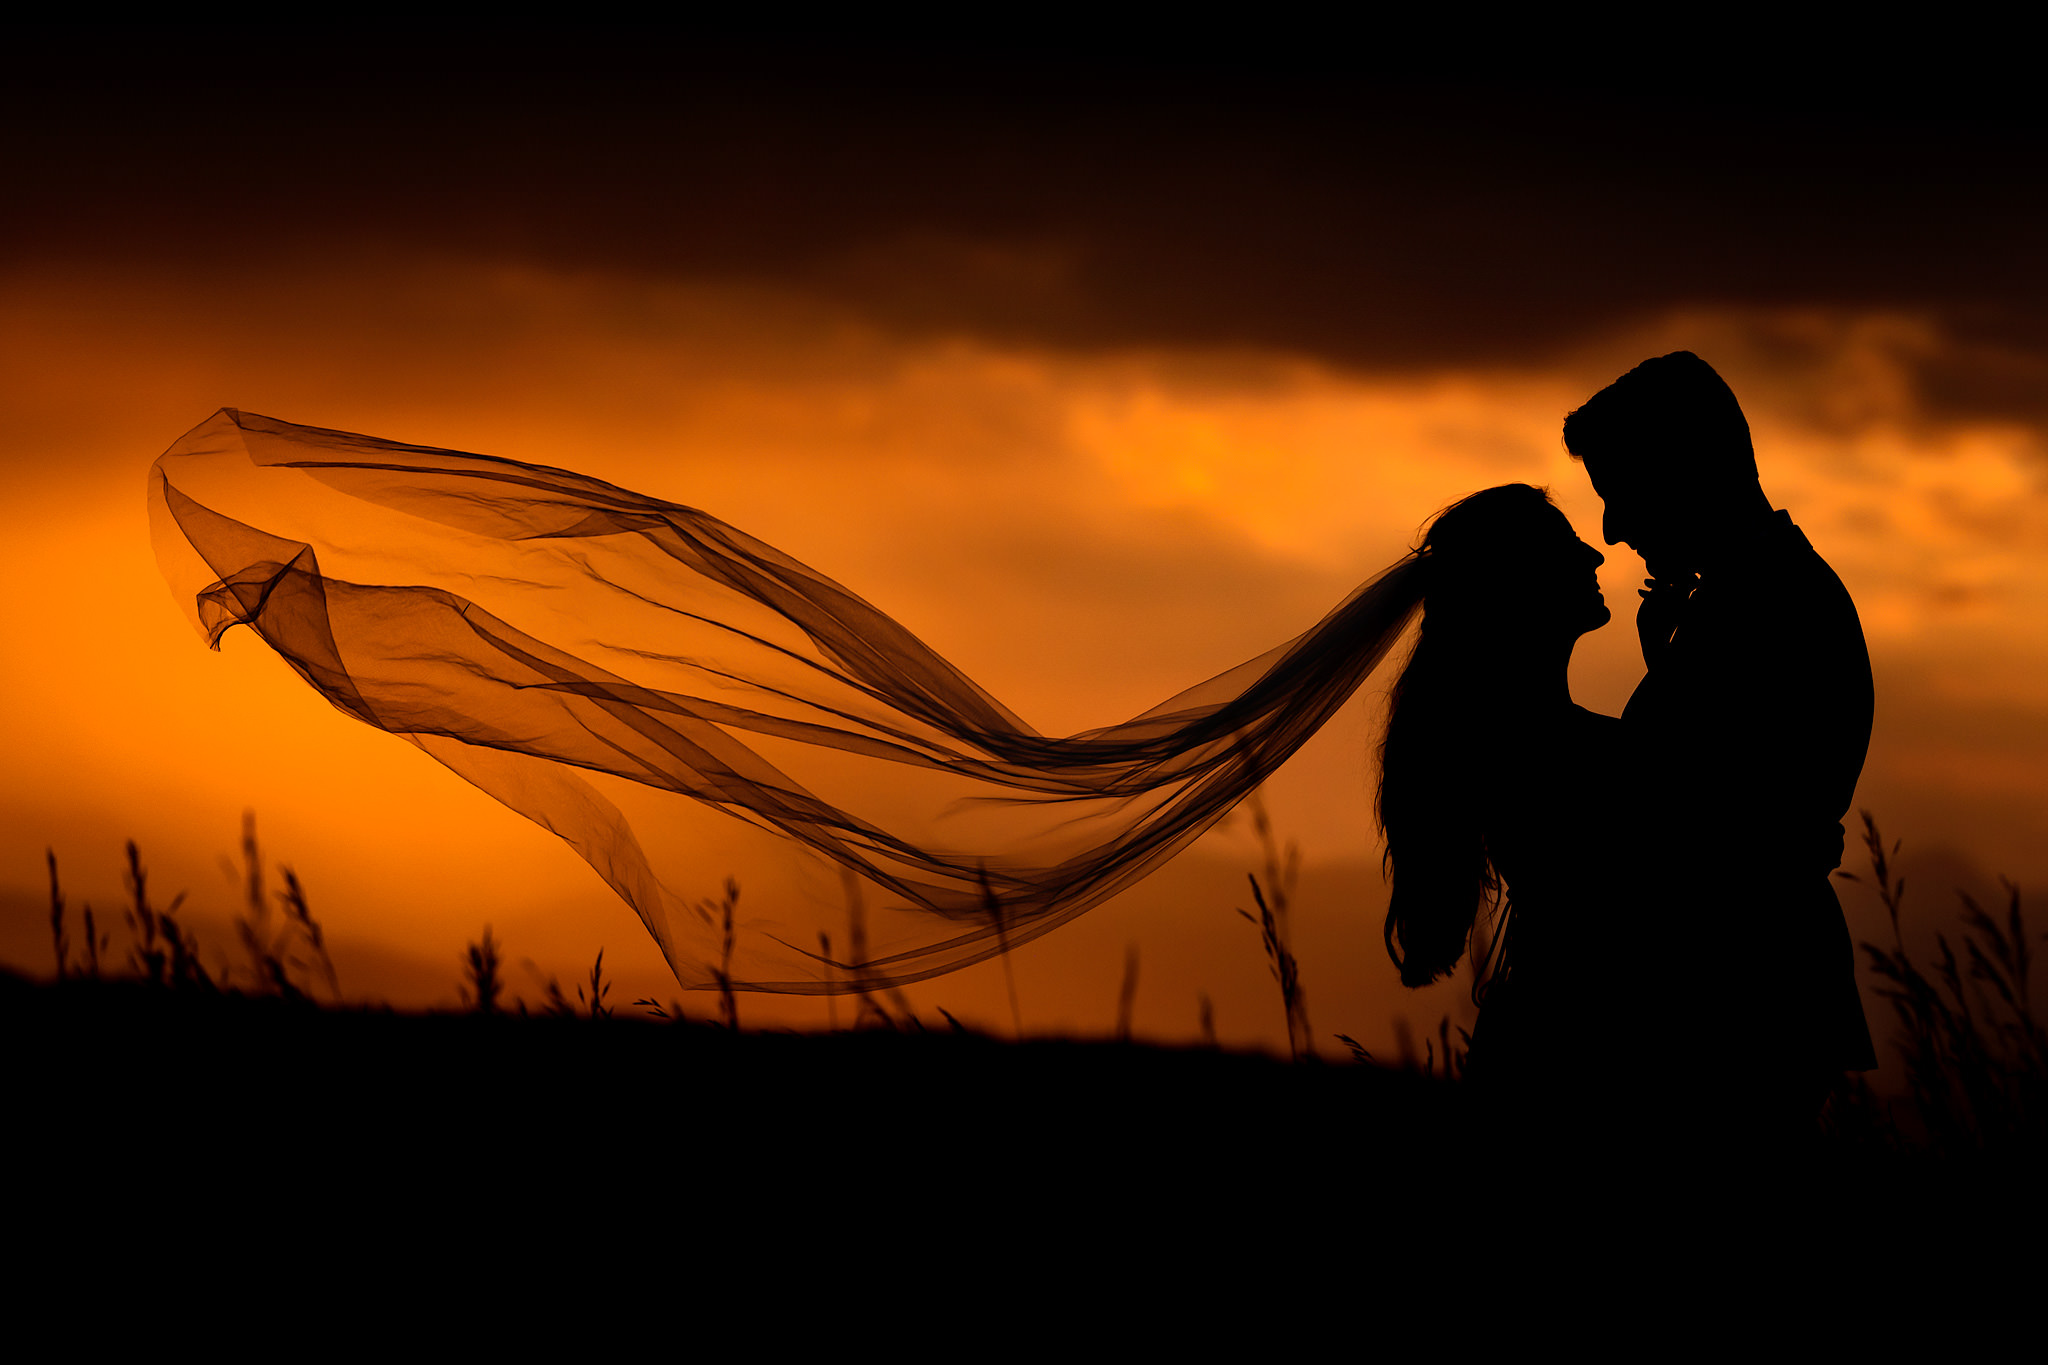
left=1692, top=572, right=1869, bottom=875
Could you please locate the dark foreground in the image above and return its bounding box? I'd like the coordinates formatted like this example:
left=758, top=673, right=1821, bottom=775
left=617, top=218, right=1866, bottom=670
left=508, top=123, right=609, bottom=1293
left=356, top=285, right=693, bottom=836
left=11, top=971, right=1463, bottom=1212
left=8, top=970, right=2034, bottom=1311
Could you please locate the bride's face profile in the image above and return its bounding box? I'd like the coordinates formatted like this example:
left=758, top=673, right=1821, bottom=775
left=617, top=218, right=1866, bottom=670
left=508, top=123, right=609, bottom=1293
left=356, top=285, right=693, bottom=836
left=1527, top=504, right=1610, bottom=640
left=1490, top=505, right=1613, bottom=650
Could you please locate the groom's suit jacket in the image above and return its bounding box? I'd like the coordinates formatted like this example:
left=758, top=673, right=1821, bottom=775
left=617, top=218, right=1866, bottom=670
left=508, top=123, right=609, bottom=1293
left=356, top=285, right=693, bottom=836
left=1624, top=511, right=1878, bottom=1073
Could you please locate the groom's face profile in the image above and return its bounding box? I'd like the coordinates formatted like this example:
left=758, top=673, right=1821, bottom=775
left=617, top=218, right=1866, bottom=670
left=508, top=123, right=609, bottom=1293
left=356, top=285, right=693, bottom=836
left=1566, top=352, right=1758, bottom=581
left=1581, top=453, right=1697, bottom=578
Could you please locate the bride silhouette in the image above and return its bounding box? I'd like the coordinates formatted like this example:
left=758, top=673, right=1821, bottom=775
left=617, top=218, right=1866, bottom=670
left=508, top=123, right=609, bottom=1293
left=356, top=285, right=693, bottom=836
left=1375, top=483, right=1627, bottom=1102
left=146, top=410, right=1638, bottom=1075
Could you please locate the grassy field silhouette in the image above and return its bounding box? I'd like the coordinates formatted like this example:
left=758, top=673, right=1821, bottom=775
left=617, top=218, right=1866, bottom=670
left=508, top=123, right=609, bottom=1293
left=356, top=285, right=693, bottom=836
left=14, top=808, right=2042, bottom=1246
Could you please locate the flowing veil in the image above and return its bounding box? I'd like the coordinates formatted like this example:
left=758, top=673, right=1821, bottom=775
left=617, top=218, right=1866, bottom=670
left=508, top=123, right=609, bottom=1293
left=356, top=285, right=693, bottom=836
left=150, top=410, right=1425, bottom=993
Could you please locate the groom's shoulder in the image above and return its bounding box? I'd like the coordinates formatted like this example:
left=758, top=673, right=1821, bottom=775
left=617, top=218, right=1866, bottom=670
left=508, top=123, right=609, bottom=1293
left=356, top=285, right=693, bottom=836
left=1736, top=511, right=1836, bottom=589
left=1708, top=513, right=1866, bottom=656
left=1776, top=515, right=1859, bottom=610
left=1774, top=516, right=1872, bottom=673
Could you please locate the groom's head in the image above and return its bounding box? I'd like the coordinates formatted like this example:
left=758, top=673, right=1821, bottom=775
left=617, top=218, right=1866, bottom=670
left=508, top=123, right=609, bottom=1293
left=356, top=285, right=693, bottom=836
left=1564, top=352, right=1760, bottom=576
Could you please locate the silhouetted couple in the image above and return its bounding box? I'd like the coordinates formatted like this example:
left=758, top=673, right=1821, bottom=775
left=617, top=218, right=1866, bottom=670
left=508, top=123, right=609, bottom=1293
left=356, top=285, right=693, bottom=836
left=1380, top=352, right=1876, bottom=1150
left=152, top=353, right=1875, bottom=1153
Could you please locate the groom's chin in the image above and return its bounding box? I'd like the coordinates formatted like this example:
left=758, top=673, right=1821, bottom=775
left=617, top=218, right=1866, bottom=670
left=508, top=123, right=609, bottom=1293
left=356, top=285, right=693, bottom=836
left=1643, top=549, right=1696, bottom=581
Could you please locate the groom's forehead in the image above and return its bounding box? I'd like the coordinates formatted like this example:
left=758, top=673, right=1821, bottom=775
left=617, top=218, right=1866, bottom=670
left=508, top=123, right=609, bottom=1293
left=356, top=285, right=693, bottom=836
left=1582, top=450, right=1668, bottom=493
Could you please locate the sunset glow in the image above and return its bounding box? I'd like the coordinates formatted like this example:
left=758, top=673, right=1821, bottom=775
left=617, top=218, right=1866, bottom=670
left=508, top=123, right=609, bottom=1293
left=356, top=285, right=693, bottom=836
left=6, top=42, right=2045, bottom=1068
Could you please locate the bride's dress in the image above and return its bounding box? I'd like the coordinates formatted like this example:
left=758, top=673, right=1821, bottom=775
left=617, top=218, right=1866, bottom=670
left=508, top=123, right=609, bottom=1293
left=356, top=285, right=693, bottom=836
left=1466, top=704, right=1634, bottom=1091
left=151, top=410, right=1430, bottom=995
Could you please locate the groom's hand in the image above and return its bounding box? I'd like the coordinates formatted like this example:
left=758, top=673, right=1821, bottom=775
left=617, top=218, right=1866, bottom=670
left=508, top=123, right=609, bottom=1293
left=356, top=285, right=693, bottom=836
left=1637, top=574, right=1697, bottom=667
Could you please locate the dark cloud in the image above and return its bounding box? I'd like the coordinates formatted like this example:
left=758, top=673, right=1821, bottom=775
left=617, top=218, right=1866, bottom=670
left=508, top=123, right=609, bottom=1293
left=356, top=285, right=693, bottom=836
left=1902, top=321, right=2048, bottom=431
left=10, top=27, right=2048, bottom=387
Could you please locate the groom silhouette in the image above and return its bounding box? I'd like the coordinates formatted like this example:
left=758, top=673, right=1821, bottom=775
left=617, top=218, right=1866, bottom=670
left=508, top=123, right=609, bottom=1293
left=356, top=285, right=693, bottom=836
left=1565, top=353, right=1877, bottom=1136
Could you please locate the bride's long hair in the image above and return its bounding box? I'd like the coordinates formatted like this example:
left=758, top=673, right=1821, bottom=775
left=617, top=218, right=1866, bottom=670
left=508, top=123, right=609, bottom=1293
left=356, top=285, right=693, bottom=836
left=1377, top=483, right=1554, bottom=989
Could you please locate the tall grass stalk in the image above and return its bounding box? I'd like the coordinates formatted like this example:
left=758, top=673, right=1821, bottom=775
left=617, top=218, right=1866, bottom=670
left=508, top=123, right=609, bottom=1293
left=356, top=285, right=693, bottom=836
left=233, top=814, right=341, bottom=1002
left=461, top=925, right=505, bottom=1015
left=842, top=870, right=896, bottom=1030
left=979, top=868, right=1025, bottom=1040
left=124, top=840, right=211, bottom=991
left=1116, top=944, right=1139, bottom=1043
left=1840, top=811, right=2045, bottom=1152
left=1391, top=1016, right=1467, bottom=1080
left=701, top=878, right=740, bottom=1030
left=47, top=849, right=68, bottom=981
left=581, top=949, right=613, bottom=1020
left=1236, top=795, right=1311, bottom=1060
left=534, top=949, right=612, bottom=1019
left=820, top=931, right=839, bottom=1032
left=235, top=810, right=271, bottom=991
left=277, top=867, right=340, bottom=1000
left=80, top=902, right=104, bottom=980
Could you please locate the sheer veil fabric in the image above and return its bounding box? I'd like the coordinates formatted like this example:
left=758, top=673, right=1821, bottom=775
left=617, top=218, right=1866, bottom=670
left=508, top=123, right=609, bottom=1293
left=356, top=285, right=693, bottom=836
left=150, top=410, right=1425, bottom=993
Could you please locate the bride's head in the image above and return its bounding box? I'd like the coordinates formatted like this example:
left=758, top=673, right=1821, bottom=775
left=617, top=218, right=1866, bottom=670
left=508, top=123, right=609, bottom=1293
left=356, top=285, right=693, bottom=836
left=1415, top=483, right=1609, bottom=647
left=1377, top=483, right=1605, bottom=988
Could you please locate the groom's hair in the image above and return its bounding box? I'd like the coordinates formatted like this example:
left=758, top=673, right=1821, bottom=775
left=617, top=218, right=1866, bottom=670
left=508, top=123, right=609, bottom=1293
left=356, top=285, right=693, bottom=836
left=1563, top=351, right=1758, bottom=484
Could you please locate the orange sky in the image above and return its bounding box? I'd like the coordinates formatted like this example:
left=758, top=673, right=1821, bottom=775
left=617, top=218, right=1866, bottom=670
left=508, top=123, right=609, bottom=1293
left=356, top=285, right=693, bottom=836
left=5, top=40, right=2045, bottom=1062
left=7, top=258, right=2045, bottom=1055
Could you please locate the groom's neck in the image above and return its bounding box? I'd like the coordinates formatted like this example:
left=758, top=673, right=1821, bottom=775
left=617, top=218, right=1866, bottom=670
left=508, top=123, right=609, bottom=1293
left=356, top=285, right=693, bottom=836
left=1693, top=485, right=1779, bottom=575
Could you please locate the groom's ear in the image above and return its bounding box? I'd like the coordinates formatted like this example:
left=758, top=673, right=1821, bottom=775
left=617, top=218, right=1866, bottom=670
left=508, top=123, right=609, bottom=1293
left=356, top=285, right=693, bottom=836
left=1567, top=352, right=1758, bottom=488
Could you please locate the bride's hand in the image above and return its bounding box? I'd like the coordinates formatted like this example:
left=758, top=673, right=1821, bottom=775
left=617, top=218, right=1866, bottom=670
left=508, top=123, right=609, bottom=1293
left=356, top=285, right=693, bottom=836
left=1636, top=575, right=1696, bottom=667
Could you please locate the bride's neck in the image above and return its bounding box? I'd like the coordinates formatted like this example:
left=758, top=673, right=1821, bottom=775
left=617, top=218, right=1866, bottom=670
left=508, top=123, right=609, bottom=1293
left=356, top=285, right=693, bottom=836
left=1478, top=634, right=1577, bottom=715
